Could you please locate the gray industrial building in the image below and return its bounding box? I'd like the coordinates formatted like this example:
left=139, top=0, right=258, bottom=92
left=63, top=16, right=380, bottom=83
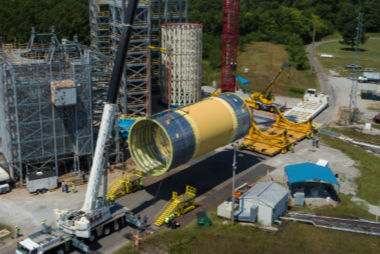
left=0, top=29, right=94, bottom=184
left=236, top=182, right=288, bottom=226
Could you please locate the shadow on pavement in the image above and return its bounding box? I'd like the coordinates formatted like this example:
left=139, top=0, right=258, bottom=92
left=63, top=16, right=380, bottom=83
left=131, top=148, right=263, bottom=214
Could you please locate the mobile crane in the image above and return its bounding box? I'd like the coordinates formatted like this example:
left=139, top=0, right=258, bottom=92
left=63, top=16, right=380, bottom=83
left=250, top=62, right=291, bottom=112
left=16, top=1, right=142, bottom=253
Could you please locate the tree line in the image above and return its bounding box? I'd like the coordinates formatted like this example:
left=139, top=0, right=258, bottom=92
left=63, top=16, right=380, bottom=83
left=189, top=0, right=380, bottom=70
left=0, top=0, right=379, bottom=70
left=0, top=0, right=89, bottom=45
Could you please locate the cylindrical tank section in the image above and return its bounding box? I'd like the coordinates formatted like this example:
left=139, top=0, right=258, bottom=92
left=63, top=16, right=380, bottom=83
left=128, top=93, right=252, bottom=175
left=161, top=23, right=202, bottom=107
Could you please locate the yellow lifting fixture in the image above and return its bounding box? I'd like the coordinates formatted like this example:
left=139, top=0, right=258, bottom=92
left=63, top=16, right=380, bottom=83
left=240, top=102, right=313, bottom=156
left=154, top=185, right=196, bottom=226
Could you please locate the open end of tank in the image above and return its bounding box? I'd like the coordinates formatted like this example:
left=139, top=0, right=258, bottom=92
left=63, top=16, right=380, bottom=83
left=128, top=119, right=173, bottom=176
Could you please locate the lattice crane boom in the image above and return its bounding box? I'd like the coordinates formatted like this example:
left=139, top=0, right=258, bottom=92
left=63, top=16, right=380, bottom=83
left=221, top=0, right=240, bottom=93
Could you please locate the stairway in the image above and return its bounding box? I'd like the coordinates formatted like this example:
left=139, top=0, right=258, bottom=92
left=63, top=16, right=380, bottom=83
left=106, top=179, right=124, bottom=200
left=154, top=199, right=180, bottom=226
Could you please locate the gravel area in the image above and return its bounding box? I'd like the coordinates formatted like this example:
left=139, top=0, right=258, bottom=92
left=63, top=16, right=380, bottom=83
left=259, top=139, right=359, bottom=196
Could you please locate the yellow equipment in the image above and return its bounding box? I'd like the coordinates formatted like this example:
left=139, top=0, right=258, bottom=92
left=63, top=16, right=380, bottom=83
left=239, top=119, right=294, bottom=156
left=154, top=185, right=196, bottom=226
left=106, top=171, right=143, bottom=200
left=250, top=62, right=291, bottom=112
left=267, top=109, right=313, bottom=141
left=240, top=103, right=312, bottom=156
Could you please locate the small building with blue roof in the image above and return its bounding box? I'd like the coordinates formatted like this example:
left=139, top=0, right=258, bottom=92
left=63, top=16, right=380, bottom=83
left=285, top=162, right=339, bottom=200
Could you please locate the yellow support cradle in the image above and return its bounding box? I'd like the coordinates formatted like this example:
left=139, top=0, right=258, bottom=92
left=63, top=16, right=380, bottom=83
left=154, top=185, right=196, bottom=226
left=106, top=171, right=143, bottom=200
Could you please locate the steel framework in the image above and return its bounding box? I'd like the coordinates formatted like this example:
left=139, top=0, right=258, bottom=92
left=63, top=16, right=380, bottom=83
left=161, top=23, right=202, bottom=106
left=90, top=0, right=188, bottom=117
left=0, top=32, right=94, bottom=183
left=221, top=0, right=240, bottom=93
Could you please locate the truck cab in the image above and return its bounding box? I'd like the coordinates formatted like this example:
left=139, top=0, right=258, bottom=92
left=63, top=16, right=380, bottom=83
left=0, top=166, right=11, bottom=194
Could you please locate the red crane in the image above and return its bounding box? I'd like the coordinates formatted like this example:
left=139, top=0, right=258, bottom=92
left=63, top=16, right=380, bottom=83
left=221, top=0, right=240, bottom=92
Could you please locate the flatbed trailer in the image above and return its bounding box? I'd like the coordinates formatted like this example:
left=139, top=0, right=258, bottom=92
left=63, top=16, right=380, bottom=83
left=284, top=89, right=328, bottom=123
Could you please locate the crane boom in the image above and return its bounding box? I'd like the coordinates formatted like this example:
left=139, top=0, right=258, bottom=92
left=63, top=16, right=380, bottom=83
left=221, top=0, right=240, bottom=92
left=261, top=62, right=291, bottom=99
left=82, top=0, right=139, bottom=212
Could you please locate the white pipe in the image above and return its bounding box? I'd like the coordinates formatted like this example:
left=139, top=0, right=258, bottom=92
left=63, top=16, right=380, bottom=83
left=82, top=103, right=116, bottom=212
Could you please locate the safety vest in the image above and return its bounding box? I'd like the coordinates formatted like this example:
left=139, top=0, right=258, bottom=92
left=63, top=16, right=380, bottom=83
left=15, top=227, right=20, bottom=233
left=169, top=214, right=175, bottom=220
left=139, top=180, right=143, bottom=186
left=72, top=184, right=76, bottom=190
left=165, top=217, right=169, bottom=223
left=41, top=219, right=45, bottom=225
left=111, top=195, right=115, bottom=201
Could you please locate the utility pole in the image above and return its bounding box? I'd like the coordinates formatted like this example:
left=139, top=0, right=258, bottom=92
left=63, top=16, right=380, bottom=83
left=348, top=13, right=363, bottom=124
left=231, top=143, right=237, bottom=224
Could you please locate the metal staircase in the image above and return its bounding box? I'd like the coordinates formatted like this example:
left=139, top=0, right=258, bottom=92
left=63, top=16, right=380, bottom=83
left=154, top=185, right=196, bottom=226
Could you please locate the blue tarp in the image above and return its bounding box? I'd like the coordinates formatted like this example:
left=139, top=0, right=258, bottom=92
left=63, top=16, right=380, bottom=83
left=285, top=162, right=339, bottom=186
left=235, top=75, right=250, bottom=85
left=118, top=119, right=136, bottom=139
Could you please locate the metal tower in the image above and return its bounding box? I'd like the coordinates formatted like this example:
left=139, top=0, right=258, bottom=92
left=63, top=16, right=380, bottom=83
left=221, top=0, right=240, bottom=93
left=90, top=0, right=188, bottom=117
left=348, top=12, right=363, bottom=123
left=0, top=33, right=94, bottom=183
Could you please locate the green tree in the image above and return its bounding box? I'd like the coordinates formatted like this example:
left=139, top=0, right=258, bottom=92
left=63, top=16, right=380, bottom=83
left=336, top=3, right=367, bottom=48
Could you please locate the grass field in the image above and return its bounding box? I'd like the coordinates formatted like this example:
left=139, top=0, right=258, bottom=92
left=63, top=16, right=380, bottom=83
left=0, top=223, right=11, bottom=240
left=315, top=38, right=380, bottom=76
left=115, top=211, right=380, bottom=254
left=327, top=127, right=380, bottom=145
left=237, top=42, right=317, bottom=97
left=202, top=42, right=318, bottom=98
left=321, top=134, right=380, bottom=206
left=320, top=32, right=380, bottom=41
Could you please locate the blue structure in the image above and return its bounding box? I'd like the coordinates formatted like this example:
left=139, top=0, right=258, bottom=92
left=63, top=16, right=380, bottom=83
left=285, top=162, right=339, bottom=186
left=118, top=119, right=137, bottom=139
left=235, top=75, right=250, bottom=85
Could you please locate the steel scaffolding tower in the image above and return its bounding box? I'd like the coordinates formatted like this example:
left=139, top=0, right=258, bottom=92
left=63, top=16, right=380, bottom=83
left=0, top=31, right=94, bottom=183
left=89, top=0, right=111, bottom=56
left=90, top=0, right=187, bottom=117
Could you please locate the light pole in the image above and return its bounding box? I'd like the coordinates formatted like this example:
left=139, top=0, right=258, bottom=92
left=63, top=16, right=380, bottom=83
left=231, top=142, right=237, bottom=224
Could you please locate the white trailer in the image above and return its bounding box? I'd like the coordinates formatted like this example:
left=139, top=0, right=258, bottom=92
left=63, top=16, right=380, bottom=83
left=284, top=89, right=329, bottom=123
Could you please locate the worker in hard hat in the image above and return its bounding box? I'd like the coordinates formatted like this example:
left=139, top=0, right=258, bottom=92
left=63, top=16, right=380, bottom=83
left=311, top=132, right=316, bottom=147
left=139, top=179, right=143, bottom=190
left=71, top=182, right=77, bottom=193
left=164, top=216, right=170, bottom=227
left=15, top=226, right=20, bottom=238
left=110, top=194, right=115, bottom=205
left=290, top=143, right=295, bottom=153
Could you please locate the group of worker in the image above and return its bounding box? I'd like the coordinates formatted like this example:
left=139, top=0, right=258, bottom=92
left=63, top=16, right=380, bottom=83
left=61, top=181, right=77, bottom=193
left=307, top=124, right=321, bottom=148
left=164, top=213, right=180, bottom=229
left=288, top=124, right=321, bottom=153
